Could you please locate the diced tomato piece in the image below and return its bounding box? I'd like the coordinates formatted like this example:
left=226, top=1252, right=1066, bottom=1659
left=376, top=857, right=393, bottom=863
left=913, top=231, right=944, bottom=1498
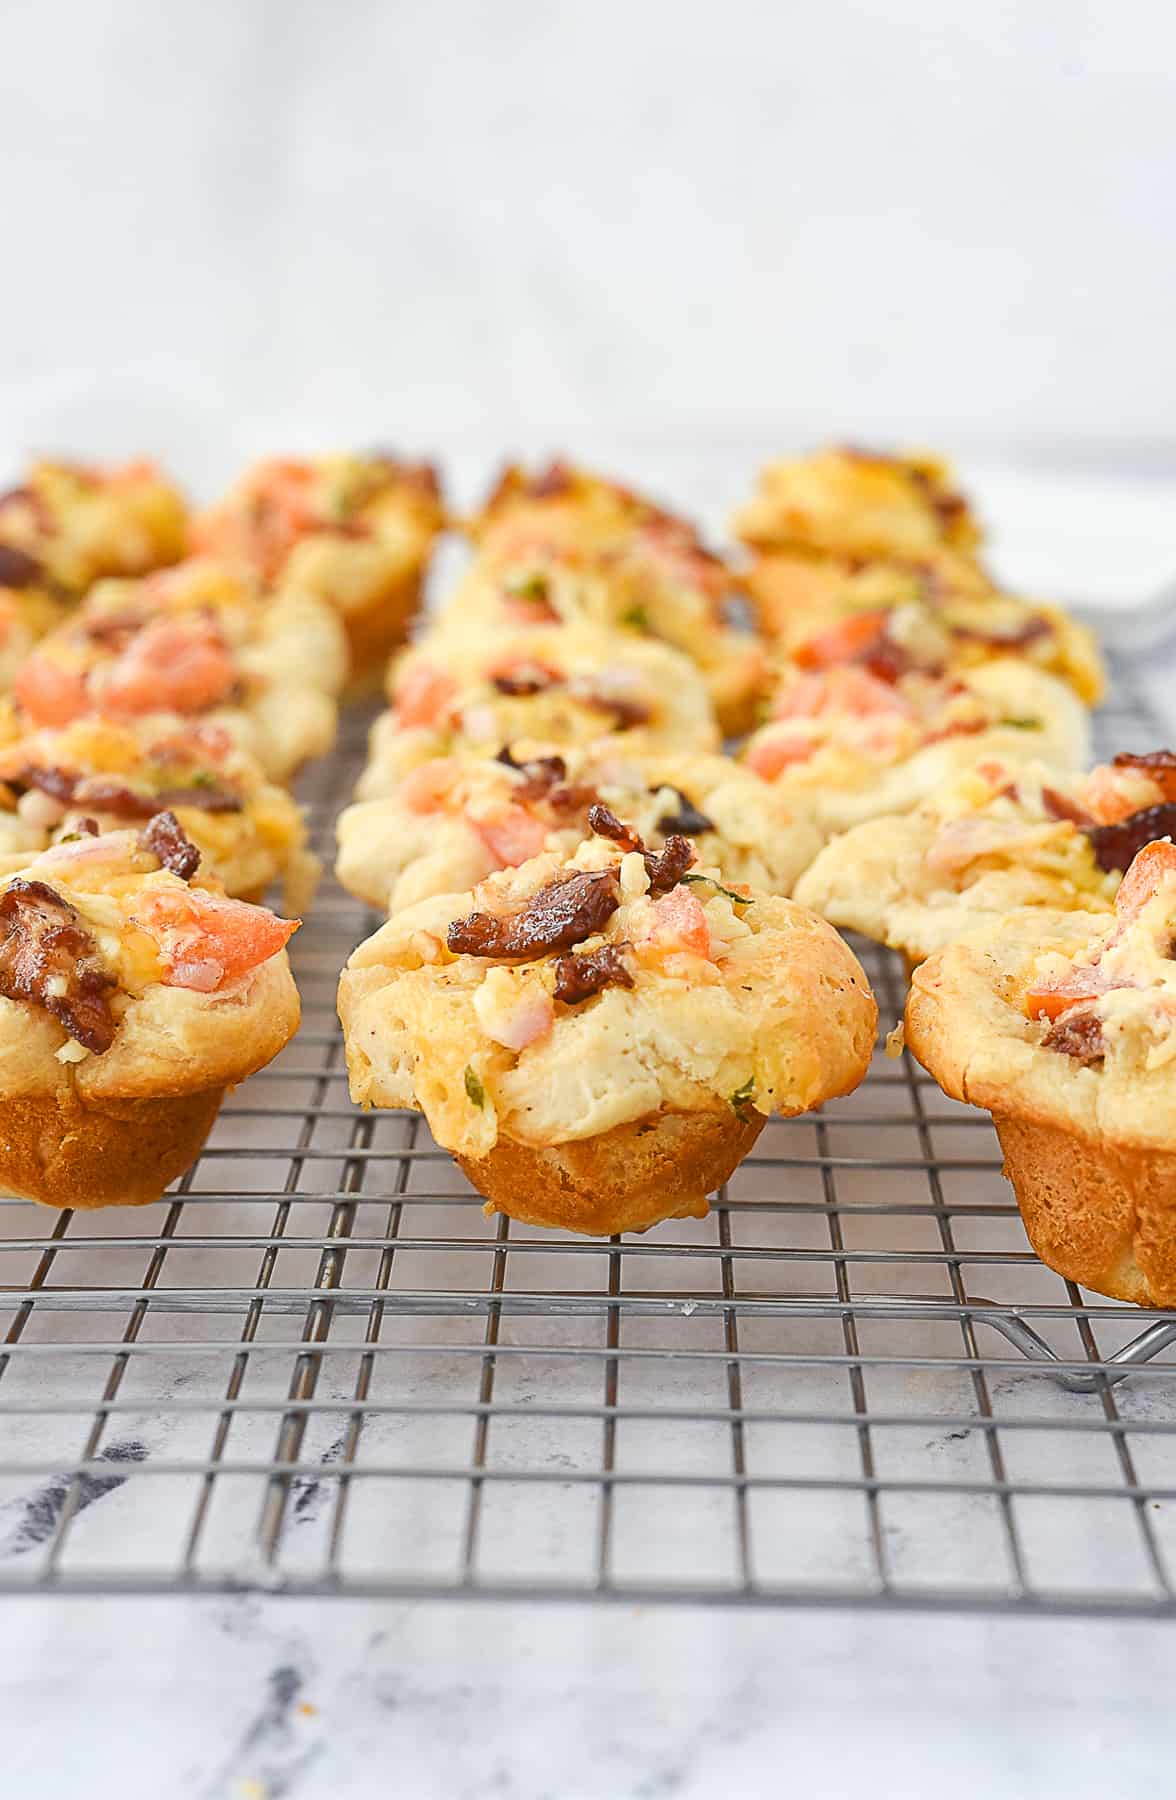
left=647, top=888, right=711, bottom=958
left=1025, top=841, right=1176, bottom=1020
left=14, top=654, right=90, bottom=726
left=132, top=887, right=299, bottom=991
left=793, top=610, right=889, bottom=671
left=395, top=664, right=458, bottom=730
left=101, top=617, right=237, bottom=716
left=469, top=805, right=547, bottom=868
left=502, top=594, right=560, bottom=625
left=1025, top=982, right=1102, bottom=1022
left=746, top=731, right=815, bottom=778
left=772, top=666, right=910, bottom=723
left=398, top=759, right=463, bottom=814
left=1113, top=839, right=1176, bottom=924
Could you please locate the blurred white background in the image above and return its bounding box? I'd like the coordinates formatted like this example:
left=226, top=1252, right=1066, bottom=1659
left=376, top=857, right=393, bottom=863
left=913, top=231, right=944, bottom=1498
left=1, top=0, right=1174, bottom=587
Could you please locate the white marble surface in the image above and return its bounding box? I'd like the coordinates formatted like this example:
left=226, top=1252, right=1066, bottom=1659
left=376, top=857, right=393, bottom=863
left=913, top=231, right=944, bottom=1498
left=4, top=1593, right=1174, bottom=1799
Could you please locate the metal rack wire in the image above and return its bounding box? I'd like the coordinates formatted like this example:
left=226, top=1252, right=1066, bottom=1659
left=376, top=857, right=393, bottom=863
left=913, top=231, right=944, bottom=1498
left=1, top=658, right=1175, bottom=1615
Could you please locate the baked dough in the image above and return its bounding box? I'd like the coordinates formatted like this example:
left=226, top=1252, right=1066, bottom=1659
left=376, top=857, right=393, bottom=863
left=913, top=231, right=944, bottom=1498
left=792, top=755, right=1160, bottom=961
left=339, top=831, right=875, bottom=1233
left=0, top=715, right=318, bottom=910
left=336, top=742, right=823, bottom=913
left=730, top=445, right=984, bottom=564
left=451, top=461, right=764, bottom=732
left=0, top=458, right=187, bottom=597
left=190, top=453, right=444, bottom=682
left=370, top=620, right=720, bottom=793
left=10, top=558, right=346, bottom=781
left=742, top=658, right=1090, bottom=834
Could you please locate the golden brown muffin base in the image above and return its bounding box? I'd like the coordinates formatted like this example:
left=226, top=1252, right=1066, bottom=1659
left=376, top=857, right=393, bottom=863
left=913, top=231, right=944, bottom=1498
left=994, top=1114, right=1176, bottom=1308
left=342, top=567, right=424, bottom=693
left=455, top=1106, right=765, bottom=1236
left=0, top=1086, right=226, bottom=1209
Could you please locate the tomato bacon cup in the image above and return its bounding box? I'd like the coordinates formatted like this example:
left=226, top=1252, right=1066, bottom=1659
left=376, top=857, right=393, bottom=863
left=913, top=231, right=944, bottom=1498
left=0, top=814, right=300, bottom=1208
left=339, top=812, right=875, bottom=1236
left=906, top=840, right=1176, bottom=1306
left=794, top=750, right=1176, bottom=966
left=10, top=558, right=347, bottom=782
left=190, top=452, right=444, bottom=685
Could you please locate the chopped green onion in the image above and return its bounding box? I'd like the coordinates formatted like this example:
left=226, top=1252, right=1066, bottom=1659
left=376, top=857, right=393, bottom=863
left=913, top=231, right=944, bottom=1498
left=729, top=1076, right=756, bottom=1121
left=681, top=873, right=752, bottom=906
left=464, top=1065, right=485, bottom=1109
left=504, top=570, right=548, bottom=600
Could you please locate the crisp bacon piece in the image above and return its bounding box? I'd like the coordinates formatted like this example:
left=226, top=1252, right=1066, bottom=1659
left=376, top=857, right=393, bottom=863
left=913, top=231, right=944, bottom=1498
left=80, top=609, right=148, bottom=650
left=0, top=878, right=116, bottom=1052
left=1042, top=1008, right=1105, bottom=1065
left=951, top=616, right=1052, bottom=650
left=141, top=811, right=201, bottom=881
left=544, top=782, right=599, bottom=818
left=16, top=766, right=241, bottom=821
left=0, top=545, right=43, bottom=589
left=654, top=788, right=714, bottom=836
left=447, top=869, right=620, bottom=960
left=490, top=661, right=560, bottom=697
left=572, top=684, right=653, bottom=729
left=587, top=805, right=695, bottom=892
left=587, top=803, right=643, bottom=851
left=1086, top=804, right=1176, bottom=873
left=643, top=834, right=696, bottom=895
left=553, top=943, right=634, bottom=1005
left=1042, top=786, right=1093, bottom=827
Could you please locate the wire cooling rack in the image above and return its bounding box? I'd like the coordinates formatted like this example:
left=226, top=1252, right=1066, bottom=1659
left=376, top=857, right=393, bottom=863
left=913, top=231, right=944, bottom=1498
left=0, top=659, right=1175, bottom=1617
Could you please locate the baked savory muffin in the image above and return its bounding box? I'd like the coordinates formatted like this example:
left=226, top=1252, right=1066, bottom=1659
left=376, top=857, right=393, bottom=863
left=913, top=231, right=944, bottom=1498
left=0, top=458, right=187, bottom=597
left=0, top=813, right=299, bottom=1207
left=190, top=452, right=444, bottom=682
left=794, top=751, right=1176, bottom=962
left=369, top=621, right=720, bottom=793
left=906, top=840, right=1176, bottom=1306
left=336, top=740, right=823, bottom=913
left=762, top=576, right=1104, bottom=707
left=741, top=659, right=1089, bottom=835
left=730, top=444, right=984, bottom=567
left=452, top=461, right=764, bottom=733
left=729, top=445, right=1103, bottom=703
left=8, top=558, right=347, bottom=782
left=0, top=715, right=318, bottom=910
left=339, top=815, right=876, bottom=1235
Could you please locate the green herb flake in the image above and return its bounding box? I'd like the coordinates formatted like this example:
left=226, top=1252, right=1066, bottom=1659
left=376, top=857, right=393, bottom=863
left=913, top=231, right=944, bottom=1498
left=464, top=1065, right=486, bottom=1109
left=729, top=1076, right=756, bottom=1121
left=1002, top=717, right=1042, bottom=730
left=681, top=873, right=753, bottom=906
left=504, top=570, right=548, bottom=600
left=620, top=604, right=650, bottom=631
